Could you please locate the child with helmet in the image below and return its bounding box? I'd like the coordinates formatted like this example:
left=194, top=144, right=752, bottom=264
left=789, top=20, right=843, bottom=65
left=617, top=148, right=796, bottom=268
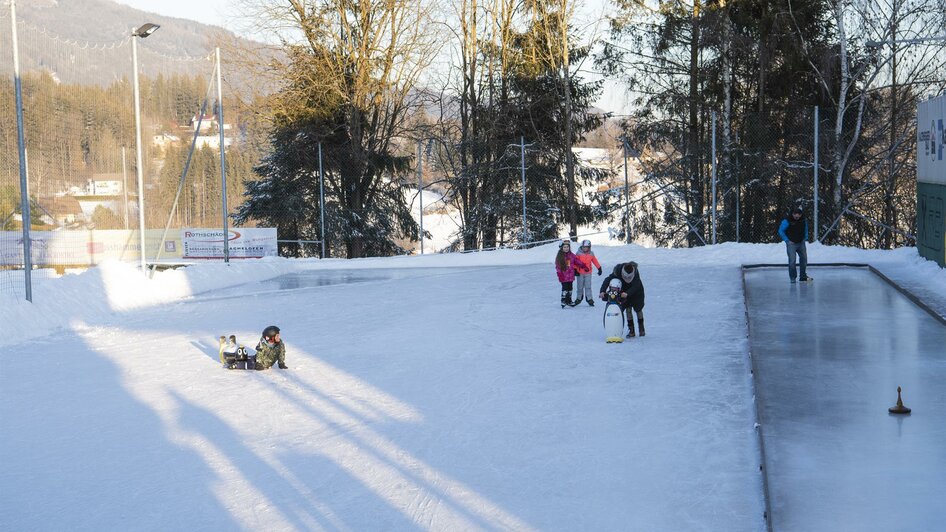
left=255, top=325, right=288, bottom=370
left=554, top=239, right=584, bottom=308
left=574, top=239, right=603, bottom=306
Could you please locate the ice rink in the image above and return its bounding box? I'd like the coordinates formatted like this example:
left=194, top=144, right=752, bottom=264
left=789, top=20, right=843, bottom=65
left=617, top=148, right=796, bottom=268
left=745, top=267, right=946, bottom=531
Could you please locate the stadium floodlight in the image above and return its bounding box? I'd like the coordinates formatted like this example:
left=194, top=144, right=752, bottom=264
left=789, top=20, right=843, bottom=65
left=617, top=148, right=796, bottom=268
left=133, top=23, right=161, bottom=38
left=131, top=23, right=160, bottom=273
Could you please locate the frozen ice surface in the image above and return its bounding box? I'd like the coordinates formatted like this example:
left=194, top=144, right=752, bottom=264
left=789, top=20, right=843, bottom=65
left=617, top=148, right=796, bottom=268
left=198, top=267, right=485, bottom=298
left=745, top=267, right=946, bottom=532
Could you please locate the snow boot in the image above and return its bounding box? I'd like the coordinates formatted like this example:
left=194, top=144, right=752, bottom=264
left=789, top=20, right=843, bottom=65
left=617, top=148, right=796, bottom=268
left=626, top=319, right=636, bottom=338
left=637, top=318, right=646, bottom=337
left=278, top=362, right=288, bottom=369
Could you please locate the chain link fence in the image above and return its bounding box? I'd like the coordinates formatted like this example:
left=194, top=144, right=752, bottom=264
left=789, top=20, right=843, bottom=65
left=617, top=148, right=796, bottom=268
left=1, top=3, right=258, bottom=299
left=622, top=105, right=920, bottom=250
left=2, top=2, right=932, bottom=300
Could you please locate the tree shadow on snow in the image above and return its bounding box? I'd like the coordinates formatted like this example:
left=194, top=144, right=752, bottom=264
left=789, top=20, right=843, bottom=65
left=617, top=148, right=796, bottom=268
left=167, top=388, right=418, bottom=530
left=0, top=330, right=239, bottom=531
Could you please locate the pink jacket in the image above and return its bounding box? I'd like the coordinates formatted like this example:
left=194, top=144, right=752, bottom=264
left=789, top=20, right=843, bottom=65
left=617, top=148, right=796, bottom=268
left=555, top=252, right=583, bottom=282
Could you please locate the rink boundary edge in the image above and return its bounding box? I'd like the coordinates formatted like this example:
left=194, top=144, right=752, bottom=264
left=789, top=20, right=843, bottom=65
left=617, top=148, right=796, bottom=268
left=742, top=263, right=946, bottom=327
left=741, top=262, right=946, bottom=531
left=739, top=268, right=774, bottom=532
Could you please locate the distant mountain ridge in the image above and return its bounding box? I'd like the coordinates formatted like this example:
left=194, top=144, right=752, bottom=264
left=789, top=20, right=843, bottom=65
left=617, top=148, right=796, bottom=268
left=6, top=0, right=258, bottom=84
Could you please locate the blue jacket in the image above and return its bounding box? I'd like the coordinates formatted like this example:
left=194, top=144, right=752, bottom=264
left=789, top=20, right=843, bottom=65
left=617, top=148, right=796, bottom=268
left=778, top=218, right=808, bottom=243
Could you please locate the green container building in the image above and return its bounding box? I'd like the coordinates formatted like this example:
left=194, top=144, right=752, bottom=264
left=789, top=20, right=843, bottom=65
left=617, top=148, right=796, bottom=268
left=917, top=95, right=946, bottom=267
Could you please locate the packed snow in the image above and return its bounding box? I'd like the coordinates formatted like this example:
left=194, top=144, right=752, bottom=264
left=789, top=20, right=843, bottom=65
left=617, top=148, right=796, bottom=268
left=2, top=242, right=945, bottom=530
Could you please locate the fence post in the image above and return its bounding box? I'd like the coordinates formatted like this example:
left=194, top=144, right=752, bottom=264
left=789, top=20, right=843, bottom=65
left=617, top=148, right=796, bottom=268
left=417, top=140, right=424, bottom=255
left=215, top=47, right=229, bottom=263
left=711, top=111, right=717, bottom=245
left=813, top=105, right=820, bottom=242
left=318, top=142, right=325, bottom=259
left=622, top=136, right=630, bottom=243
left=11, top=0, right=32, bottom=301
left=521, top=136, right=527, bottom=244
left=121, top=147, right=130, bottom=229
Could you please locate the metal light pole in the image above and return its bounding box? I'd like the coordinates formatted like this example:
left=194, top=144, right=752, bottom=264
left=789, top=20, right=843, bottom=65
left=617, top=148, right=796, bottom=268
left=121, top=147, right=129, bottom=229
left=131, top=22, right=160, bottom=273
left=622, top=136, right=630, bottom=244
left=813, top=105, right=819, bottom=242
left=215, top=47, right=229, bottom=263
left=11, top=0, right=32, bottom=301
left=318, top=142, right=325, bottom=259
left=711, top=111, right=717, bottom=245
left=521, top=136, right=527, bottom=244
left=417, top=140, right=424, bottom=255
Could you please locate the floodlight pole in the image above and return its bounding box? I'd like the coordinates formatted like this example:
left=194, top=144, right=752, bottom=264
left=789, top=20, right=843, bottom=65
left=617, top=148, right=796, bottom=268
left=813, top=106, right=819, bottom=242
left=711, top=112, right=717, bottom=245
left=318, top=142, right=325, bottom=258
left=417, top=140, right=424, bottom=255
left=11, top=0, right=32, bottom=301
left=622, top=137, right=630, bottom=244
left=131, top=24, right=160, bottom=273
left=215, top=47, right=229, bottom=263
left=521, top=136, right=527, bottom=244
left=121, top=147, right=129, bottom=229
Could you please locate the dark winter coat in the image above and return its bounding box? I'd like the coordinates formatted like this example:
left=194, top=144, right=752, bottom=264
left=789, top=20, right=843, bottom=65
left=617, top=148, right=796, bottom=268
left=778, top=215, right=808, bottom=243
left=600, top=263, right=645, bottom=308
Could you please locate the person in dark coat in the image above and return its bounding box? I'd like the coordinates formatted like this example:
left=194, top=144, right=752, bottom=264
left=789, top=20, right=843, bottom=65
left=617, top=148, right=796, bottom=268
left=599, top=261, right=646, bottom=337
left=778, top=207, right=811, bottom=283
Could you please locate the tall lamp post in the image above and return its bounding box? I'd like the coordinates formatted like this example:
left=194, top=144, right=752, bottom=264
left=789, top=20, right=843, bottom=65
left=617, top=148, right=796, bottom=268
left=131, top=22, right=160, bottom=273
left=11, top=0, right=32, bottom=301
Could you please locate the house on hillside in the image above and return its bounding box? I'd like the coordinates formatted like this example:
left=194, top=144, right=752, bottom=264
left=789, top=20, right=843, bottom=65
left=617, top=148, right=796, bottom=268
left=37, top=196, right=84, bottom=226
left=85, top=175, right=124, bottom=196
left=190, top=113, right=218, bottom=133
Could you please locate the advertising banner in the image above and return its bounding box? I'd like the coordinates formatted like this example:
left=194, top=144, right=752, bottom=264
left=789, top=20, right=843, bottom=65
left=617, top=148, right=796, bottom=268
left=918, top=94, right=946, bottom=185
left=0, top=229, right=179, bottom=266
left=181, top=228, right=277, bottom=259
left=1, top=228, right=277, bottom=266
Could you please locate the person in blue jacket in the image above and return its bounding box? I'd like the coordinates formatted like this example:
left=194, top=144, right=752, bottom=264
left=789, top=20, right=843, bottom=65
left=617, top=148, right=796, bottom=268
left=778, top=207, right=811, bottom=283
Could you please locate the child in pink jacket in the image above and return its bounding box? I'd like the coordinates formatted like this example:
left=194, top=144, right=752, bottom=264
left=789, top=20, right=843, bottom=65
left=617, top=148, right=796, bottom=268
left=554, top=239, right=583, bottom=308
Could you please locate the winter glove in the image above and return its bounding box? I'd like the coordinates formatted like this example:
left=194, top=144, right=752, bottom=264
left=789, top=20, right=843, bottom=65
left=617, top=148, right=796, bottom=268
left=597, top=267, right=602, bottom=276
left=599, top=292, right=606, bottom=301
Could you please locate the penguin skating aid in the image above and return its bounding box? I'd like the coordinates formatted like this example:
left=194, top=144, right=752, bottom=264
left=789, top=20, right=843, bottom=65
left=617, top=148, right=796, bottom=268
left=603, top=278, right=625, bottom=343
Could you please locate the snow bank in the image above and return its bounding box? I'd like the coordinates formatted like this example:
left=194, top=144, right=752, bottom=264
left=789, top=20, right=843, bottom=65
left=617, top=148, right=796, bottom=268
left=2, top=243, right=944, bottom=349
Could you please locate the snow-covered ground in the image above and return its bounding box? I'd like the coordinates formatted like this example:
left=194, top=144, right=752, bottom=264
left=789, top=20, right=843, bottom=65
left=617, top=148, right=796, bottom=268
left=1, top=243, right=945, bottom=530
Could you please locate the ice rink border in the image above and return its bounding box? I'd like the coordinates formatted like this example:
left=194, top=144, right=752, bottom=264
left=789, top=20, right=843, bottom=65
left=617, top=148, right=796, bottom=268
left=740, top=262, right=946, bottom=532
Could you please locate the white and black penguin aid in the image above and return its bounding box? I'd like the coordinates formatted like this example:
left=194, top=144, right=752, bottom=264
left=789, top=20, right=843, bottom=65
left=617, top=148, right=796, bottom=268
left=603, top=278, right=625, bottom=343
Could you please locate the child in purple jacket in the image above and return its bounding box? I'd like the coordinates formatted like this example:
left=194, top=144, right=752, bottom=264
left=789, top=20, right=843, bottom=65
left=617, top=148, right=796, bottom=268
left=554, top=239, right=583, bottom=308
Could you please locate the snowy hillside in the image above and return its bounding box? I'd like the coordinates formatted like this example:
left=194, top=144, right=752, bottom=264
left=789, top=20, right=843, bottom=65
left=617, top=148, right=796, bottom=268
left=2, top=243, right=945, bottom=530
